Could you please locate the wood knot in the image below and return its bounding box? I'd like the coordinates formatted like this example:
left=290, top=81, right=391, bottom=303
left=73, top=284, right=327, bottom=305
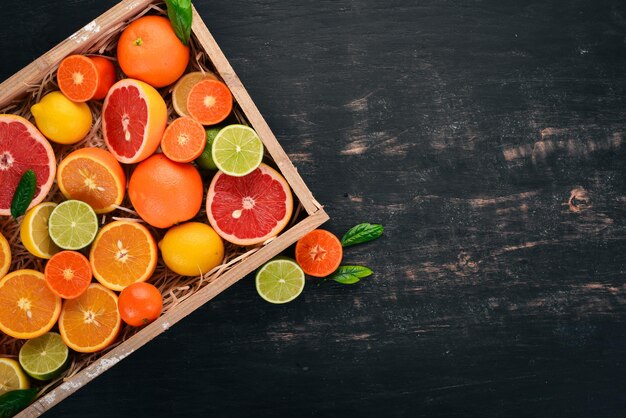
left=568, top=187, right=589, bottom=213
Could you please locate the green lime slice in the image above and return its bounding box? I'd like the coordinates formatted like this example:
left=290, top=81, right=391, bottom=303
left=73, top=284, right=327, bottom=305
left=211, top=124, right=264, bottom=177
left=48, top=200, right=98, bottom=250
left=19, top=332, right=69, bottom=381
left=195, top=126, right=222, bottom=170
left=255, top=257, right=305, bottom=304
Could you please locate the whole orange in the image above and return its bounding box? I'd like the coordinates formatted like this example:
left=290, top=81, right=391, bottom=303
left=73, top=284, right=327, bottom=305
left=128, top=154, right=203, bottom=229
left=118, top=282, right=163, bottom=327
left=117, top=15, right=190, bottom=88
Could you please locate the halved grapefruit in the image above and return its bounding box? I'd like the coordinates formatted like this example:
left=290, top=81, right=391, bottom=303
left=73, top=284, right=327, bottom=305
left=206, top=163, right=293, bottom=246
left=102, top=78, right=167, bottom=164
left=0, top=114, right=56, bottom=216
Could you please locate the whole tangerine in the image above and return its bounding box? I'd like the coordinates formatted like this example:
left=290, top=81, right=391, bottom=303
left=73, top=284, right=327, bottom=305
left=118, top=282, right=163, bottom=327
left=117, top=15, right=190, bottom=88
left=128, top=154, right=203, bottom=229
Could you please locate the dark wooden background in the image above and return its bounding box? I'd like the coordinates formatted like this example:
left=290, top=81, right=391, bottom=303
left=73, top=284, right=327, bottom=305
left=2, top=0, right=626, bottom=416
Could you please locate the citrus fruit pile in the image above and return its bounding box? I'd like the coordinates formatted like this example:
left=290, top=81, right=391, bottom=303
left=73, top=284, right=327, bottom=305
left=0, top=10, right=298, bottom=399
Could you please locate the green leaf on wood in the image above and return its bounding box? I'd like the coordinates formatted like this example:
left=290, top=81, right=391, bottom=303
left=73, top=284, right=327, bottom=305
left=340, top=223, right=384, bottom=247
left=0, top=388, right=38, bottom=418
left=10, top=169, right=36, bottom=219
left=165, top=0, right=193, bottom=46
left=329, top=265, right=373, bottom=284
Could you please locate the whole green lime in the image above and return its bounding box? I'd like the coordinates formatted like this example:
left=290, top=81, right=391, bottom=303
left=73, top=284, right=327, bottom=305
left=195, top=127, right=222, bottom=170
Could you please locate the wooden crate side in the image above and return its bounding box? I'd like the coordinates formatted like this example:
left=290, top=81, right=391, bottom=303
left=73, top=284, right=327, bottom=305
left=190, top=7, right=322, bottom=216
left=17, top=208, right=328, bottom=418
left=0, top=0, right=154, bottom=108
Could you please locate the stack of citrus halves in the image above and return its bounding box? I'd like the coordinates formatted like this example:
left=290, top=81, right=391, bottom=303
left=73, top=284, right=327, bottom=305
left=0, top=10, right=297, bottom=379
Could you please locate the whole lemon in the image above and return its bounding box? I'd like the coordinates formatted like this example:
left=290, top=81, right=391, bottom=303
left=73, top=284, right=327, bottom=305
left=31, top=91, right=92, bottom=144
left=159, top=222, right=224, bottom=276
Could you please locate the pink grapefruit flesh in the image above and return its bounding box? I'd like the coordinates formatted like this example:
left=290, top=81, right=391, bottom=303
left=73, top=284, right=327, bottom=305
left=0, top=115, right=56, bottom=216
left=206, top=163, right=294, bottom=246
left=102, top=79, right=167, bottom=164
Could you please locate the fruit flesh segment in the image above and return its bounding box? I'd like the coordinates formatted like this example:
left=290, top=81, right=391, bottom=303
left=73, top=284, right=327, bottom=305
left=295, top=230, right=343, bottom=277
left=0, top=233, right=10, bottom=279
left=161, top=117, right=206, bottom=163
left=48, top=201, right=98, bottom=250
left=45, top=251, right=92, bottom=299
left=0, top=271, right=61, bottom=339
left=90, top=222, right=156, bottom=290
left=211, top=125, right=264, bottom=176
left=0, top=118, right=54, bottom=215
left=187, top=80, right=233, bottom=125
left=21, top=203, right=61, bottom=259
left=104, top=85, right=148, bottom=160
left=19, top=332, right=69, bottom=380
left=0, top=358, right=29, bottom=395
left=256, top=259, right=305, bottom=304
left=57, top=55, right=98, bottom=102
left=211, top=168, right=288, bottom=239
left=59, top=155, right=124, bottom=213
left=59, top=284, right=120, bottom=353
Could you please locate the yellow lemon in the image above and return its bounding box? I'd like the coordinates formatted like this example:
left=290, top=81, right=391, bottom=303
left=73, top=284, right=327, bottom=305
left=0, top=232, right=10, bottom=279
left=20, top=202, right=61, bottom=259
left=31, top=91, right=92, bottom=144
left=0, top=358, right=29, bottom=395
left=158, top=222, right=224, bottom=276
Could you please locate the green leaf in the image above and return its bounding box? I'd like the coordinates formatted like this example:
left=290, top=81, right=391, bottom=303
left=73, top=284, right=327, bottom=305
left=0, top=388, right=38, bottom=418
left=340, top=223, right=384, bottom=247
left=10, top=170, right=36, bottom=219
left=165, top=0, right=193, bottom=46
left=329, top=265, right=373, bottom=285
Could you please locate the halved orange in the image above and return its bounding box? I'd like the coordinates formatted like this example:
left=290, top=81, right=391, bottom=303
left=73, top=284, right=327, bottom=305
left=44, top=251, right=92, bottom=299
left=57, top=147, right=126, bottom=214
left=172, top=71, right=218, bottom=117
left=57, top=55, right=99, bottom=102
left=187, top=79, right=233, bottom=125
left=160, top=116, right=207, bottom=163
left=58, top=283, right=121, bottom=353
left=295, top=229, right=343, bottom=277
left=0, top=270, right=62, bottom=339
left=89, top=221, right=157, bottom=291
left=0, top=232, right=10, bottom=279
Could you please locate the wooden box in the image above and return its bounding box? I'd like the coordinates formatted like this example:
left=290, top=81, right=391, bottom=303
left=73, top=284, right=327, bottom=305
left=0, top=1, right=328, bottom=416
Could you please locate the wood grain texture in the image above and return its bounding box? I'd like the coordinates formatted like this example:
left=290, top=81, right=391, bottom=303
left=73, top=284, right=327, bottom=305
left=2, top=0, right=626, bottom=417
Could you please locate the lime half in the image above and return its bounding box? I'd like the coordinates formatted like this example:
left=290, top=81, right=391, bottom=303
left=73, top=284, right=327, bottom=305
left=19, top=332, right=69, bottom=381
left=212, top=124, right=264, bottom=177
left=48, top=200, right=98, bottom=250
left=255, top=257, right=305, bottom=304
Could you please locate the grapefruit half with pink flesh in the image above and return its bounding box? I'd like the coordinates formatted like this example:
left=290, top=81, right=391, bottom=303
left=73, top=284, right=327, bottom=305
left=206, top=163, right=293, bottom=246
left=102, top=79, right=167, bottom=164
left=0, top=115, right=56, bottom=216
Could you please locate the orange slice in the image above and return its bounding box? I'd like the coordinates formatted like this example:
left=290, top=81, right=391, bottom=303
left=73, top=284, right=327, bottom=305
left=89, top=221, right=157, bottom=291
left=172, top=71, right=218, bottom=117
left=44, top=251, right=92, bottom=299
left=0, top=232, right=10, bottom=279
left=160, top=116, right=207, bottom=163
left=295, top=230, right=343, bottom=277
left=58, top=283, right=121, bottom=353
left=0, top=270, right=62, bottom=339
left=57, top=55, right=99, bottom=102
left=56, top=147, right=126, bottom=214
left=187, top=79, right=233, bottom=125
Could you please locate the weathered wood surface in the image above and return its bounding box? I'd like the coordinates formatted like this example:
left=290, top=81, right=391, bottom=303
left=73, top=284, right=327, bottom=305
left=2, top=0, right=626, bottom=416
